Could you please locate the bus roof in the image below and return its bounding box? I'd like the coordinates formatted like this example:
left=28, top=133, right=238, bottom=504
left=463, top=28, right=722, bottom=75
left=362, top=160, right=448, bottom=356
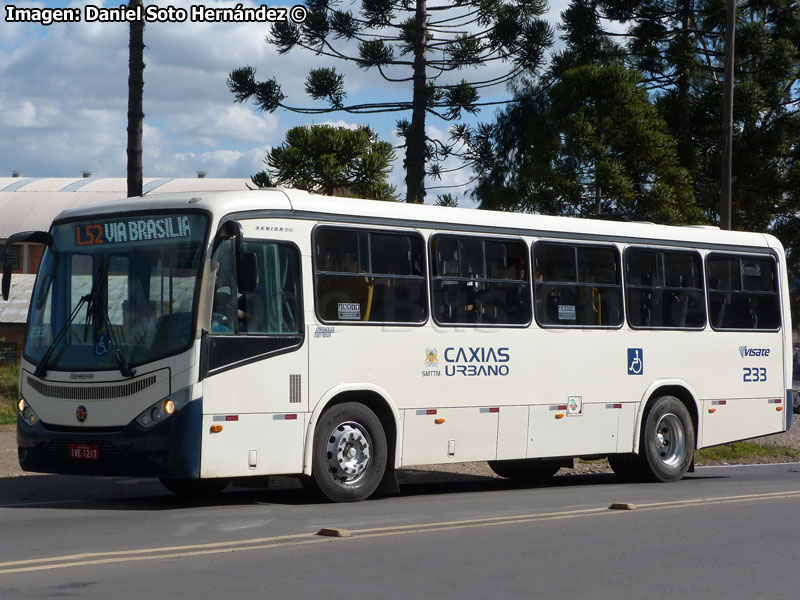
left=52, top=188, right=778, bottom=251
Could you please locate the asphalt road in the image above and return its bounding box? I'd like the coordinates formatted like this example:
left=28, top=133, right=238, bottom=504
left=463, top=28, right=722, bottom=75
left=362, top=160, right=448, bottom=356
left=1, top=463, right=799, bottom=599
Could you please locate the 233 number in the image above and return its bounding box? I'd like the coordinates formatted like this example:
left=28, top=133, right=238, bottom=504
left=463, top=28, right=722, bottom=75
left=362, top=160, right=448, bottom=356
left=743, top=367, right=767, bottom=383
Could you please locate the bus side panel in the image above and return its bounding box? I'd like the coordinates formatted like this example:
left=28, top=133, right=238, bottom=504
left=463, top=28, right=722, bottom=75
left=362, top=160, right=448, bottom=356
left=693, top=330, right=786, bottom=447
left=200, top=413, right=306, bottom=477
left=701, top=397, right=785, bottom=447
left=527, top=402, right=620, bottom=458
left=616, top=403, right=637, bottom=453
left=523, top=327, right=639, bottom=459
left=496, top=405, right=529, bottom=460
left=202, top=347, right=308, bottom=415
left=401, top=407, right=498, bottom=465
left=309, top=325, right=514, bottom=468
left=200, top=345, right=308, bottom=477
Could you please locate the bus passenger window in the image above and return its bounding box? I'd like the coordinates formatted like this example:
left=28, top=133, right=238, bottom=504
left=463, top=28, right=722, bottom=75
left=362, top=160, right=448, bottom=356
left=314, top=227, right=427, bottom=324
left=533, top=242, right=622, bottom=328
left=431, top=236, right=531, bottom=326
left=625, top=248, right=705, bottom=330
left=707, top=254, right=780, bottom=330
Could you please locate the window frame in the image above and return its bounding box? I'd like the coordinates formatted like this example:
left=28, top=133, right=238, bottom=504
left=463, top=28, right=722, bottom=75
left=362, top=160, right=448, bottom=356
left=429, top=233, right=532, bottom=328
left=240, top=238, right=305, bottom=336
left=212, top=237, right=305, bottom=337
left=532, top=240, right=623, bottom=330
left=25, top=209, right=213, bottom=372
left=204, top=236, right=305, bottom=377
left=623, top=246, right=707, bottom=331
left=312, top=225, right=429, bottom=326
left=706, top=251, right=781, bottom=332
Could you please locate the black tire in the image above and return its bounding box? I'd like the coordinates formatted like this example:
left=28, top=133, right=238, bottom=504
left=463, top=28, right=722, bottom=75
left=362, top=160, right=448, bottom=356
left=638, top=395, right=695, bottom=482
left=160, top=477, right=230, bottom=498
left=311, top=402, right=387, bottom=502
left=488, top=459, right=562, bottom=482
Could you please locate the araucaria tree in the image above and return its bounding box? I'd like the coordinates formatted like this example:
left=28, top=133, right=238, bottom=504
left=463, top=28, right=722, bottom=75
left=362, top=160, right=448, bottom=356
left=251, top=124, right=398, bottom=200
left=228, top=0, right=553, bottom=203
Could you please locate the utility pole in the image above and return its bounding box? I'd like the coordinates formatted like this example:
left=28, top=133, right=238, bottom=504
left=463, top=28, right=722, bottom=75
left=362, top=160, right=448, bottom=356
left=127, top=0, right=144, bottom=198
left=720, top=0, right=735, bottom=230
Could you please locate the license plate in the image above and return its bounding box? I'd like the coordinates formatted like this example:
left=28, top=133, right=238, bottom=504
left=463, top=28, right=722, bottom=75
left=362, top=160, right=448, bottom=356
left=69, top=444, right=99, bottom=461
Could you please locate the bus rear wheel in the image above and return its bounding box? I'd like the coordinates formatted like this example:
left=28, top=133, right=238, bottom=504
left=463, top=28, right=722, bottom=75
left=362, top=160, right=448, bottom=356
left=639, top=395, right=695, bottom=482
left=311, top=402, right=387, bottom=502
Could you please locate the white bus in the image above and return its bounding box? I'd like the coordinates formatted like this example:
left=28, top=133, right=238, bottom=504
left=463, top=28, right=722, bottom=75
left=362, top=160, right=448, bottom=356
left=1, top=189, right=793, bottom=501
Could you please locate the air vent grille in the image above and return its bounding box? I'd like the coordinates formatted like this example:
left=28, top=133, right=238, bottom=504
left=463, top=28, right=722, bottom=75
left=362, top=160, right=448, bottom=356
left=27, top=375, right=157, bottom=401
left=289, top=374, right=301, bottom=404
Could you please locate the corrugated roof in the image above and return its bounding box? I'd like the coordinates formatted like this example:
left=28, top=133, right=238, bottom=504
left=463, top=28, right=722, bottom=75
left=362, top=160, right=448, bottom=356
left=0, top=274, right=34, bottom=324
left=0, top=178, right=251, bottom=239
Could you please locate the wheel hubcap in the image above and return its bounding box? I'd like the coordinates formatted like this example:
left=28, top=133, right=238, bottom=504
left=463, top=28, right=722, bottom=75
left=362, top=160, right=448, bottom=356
left=652, top=413, right=685, bottom=467
left=326, top=421, right=372, bottom=485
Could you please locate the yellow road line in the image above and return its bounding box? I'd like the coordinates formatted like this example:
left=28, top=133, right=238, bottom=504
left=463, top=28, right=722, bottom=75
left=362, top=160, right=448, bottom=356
left=0, top=533, right=314, bottom=570
left=2, top=489, right=799, bottom=575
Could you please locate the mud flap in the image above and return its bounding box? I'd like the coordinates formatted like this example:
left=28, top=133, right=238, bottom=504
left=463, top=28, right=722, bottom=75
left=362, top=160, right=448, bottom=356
left=376, top=463, right=400, bottom=495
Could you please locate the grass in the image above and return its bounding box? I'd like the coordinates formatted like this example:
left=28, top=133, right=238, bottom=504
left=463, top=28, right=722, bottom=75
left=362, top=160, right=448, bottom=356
left=696, top=441, right=800, bottom=464
left=575, top=439, right=800, bottom=470
left=0, top=362, right=19, bottom=425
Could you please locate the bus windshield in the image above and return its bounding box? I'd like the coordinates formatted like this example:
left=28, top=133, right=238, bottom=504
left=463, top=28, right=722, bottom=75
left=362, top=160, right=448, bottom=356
left=24, top=212, right=209, bottom=373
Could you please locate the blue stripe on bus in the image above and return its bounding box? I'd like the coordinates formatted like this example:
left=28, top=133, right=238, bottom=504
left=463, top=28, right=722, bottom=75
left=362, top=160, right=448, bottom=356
left=787, top=389, right=793, bottom=430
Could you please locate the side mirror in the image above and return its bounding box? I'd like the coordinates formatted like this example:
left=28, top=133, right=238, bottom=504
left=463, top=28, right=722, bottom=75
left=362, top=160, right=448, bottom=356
left=212, top=220, right=244, bottom=257
left=1, top=230, right=53, bottom=301
left=237, top=252, right=258, bottom=294
left=1, top=262, right=11, bottom=301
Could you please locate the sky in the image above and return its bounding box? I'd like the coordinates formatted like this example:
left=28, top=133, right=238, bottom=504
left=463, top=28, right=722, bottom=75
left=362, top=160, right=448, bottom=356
left=1, top=0, right=568, bottom=204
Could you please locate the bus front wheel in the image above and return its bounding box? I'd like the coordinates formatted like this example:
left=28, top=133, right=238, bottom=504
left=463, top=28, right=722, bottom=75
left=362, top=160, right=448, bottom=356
left=639, top=395, right=695, bottom=482
left=311, top=402, right=387, bottom=502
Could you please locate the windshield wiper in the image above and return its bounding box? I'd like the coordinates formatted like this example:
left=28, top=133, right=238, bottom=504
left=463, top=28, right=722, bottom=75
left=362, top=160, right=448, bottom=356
left=100, top=307, right=136, bottom=378
left=34, top=259, right=107, bottom=378
left=86, top=261, right=137, bottom=379
left=34, top=259, right=136, bottom=379
left=34, top=293, right=92, bottom=378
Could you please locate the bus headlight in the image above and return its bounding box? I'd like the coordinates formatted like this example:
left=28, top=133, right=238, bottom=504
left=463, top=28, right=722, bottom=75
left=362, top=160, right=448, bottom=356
left=137, top=399, right=170, bottom=428
left=17, top=398, right=40, bottom=427
left=135, top=388, right=189, bottom=429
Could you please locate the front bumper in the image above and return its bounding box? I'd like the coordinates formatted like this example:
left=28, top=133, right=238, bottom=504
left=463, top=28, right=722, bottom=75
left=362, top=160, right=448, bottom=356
left=17, top=398, right=202, bottom=478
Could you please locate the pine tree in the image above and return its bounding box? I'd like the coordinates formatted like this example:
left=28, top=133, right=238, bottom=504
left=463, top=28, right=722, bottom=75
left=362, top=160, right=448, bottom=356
left=472, top=65, right=701, bottom=224
left=689, top=0, right=800, bottom=231
left=228, top=0, right=553, bottom=204
left=252, top=124, right=398, bottom=201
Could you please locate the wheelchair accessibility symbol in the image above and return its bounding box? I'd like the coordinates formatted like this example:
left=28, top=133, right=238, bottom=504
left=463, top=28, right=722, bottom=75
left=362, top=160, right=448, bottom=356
left=627, top=348, right=643, bottom=375
left=95, top=333, right=110, bottom=357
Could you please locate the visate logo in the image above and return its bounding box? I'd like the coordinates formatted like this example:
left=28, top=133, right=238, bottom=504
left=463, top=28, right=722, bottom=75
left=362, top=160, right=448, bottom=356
left=739, top=346, right=770, bottom=358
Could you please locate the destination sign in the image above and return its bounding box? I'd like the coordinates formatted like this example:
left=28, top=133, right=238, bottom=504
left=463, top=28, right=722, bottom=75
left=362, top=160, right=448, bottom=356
left=75, top=216, right=193, bottom=246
